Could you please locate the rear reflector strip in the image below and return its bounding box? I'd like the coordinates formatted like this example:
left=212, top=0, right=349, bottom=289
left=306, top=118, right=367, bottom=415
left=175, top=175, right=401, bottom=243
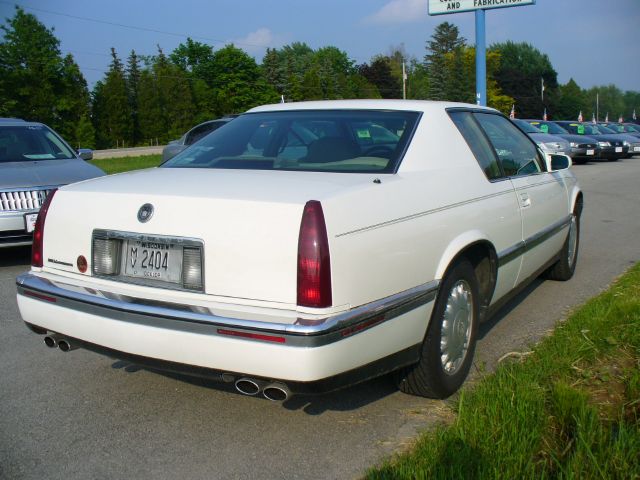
left=217, top=328, right=286, bottom=344
left=23, top=289, right=57, bottom=303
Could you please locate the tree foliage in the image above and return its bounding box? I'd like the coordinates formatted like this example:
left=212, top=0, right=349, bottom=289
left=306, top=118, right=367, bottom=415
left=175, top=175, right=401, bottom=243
left=1, top=9, right=639, bottom=151
left=489, top=41, right=558, bottom=118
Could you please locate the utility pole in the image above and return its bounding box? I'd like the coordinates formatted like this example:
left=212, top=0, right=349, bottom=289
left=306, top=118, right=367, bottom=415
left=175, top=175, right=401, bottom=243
left=402, top=60, right=407, bottom=100
left=475, top=9, right=486, bottom=106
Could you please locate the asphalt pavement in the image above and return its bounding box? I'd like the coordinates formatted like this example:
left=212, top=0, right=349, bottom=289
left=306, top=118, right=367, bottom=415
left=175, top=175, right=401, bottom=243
left=1, top=157, right=639, bottom=480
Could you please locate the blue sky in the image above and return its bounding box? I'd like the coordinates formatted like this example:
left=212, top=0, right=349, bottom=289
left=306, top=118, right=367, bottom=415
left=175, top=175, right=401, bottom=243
left=2, top=0, right=639, bottom=92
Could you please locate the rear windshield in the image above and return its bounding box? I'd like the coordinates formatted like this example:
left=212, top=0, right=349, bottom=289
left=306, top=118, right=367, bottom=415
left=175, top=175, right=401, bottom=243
left=512, top=119, right=540, bottom=134
left=162, top=110, right=420, bottom=173
left=0, top=125, right=76, bottom=163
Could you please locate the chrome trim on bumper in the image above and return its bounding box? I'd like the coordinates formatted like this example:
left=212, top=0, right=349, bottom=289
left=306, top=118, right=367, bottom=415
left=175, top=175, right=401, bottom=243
left=16, top=273, right=439, bottom=347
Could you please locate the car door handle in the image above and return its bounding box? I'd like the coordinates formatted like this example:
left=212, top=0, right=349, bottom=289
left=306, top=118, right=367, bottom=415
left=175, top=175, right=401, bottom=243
left=519, top=193, right=531, bottom=208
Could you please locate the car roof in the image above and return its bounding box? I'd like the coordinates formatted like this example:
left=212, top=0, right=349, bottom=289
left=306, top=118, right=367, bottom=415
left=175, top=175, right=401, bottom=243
left=247, top=99, right=498, bottom=114
left=0, top=118, right=44, bottom=127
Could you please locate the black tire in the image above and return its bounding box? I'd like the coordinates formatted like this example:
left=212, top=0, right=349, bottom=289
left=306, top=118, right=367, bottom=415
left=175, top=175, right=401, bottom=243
left=545, top=210, right=580, bottom=281
left=396, top=259, right=479, bottom=399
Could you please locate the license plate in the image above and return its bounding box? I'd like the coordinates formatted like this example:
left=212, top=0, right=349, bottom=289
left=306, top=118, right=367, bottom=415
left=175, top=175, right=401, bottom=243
left=24, top=213, right=38, bottom=233
left=615, top=147, right=623, bottom=152
left=586, top=149, right=594, bottom=155
left=634, top=147, right=640, bottom=152
left=124, top=239, right=183, bottom=284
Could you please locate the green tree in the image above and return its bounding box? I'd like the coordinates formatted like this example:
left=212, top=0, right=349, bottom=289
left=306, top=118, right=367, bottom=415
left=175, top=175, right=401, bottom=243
left=425, top=22, right=466, bottom=100
left=206, top=44, right=278, bottom=114
left=489, top=41, right=558, bottom=118
left=358, top=56, right=399, bottom=99
left=96, top=48, right=133, bottom=147
left=56, top=54, right=92, bottom=143
left=126, top=50, right=142, bottom=145
left=154, top=46, right=194, bottom=140
left=75, top=114, right=95, bottom=149
left=137, top=69, right=163, bottom=144
left=554, top=78, right=587, bottom=120
left=0, top=6, right=91, bottom=141
left=407, top=59, right=429, bottom=100
left=170, top=38, right=214, bottom=78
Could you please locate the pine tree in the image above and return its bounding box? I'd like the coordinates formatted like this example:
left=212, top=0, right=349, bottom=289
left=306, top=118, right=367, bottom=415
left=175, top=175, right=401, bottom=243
left=425, top=22, right=466, bottom=101
left=96, top=48, right=133, bottom=147
left=126, top=50, right=142, bottom=145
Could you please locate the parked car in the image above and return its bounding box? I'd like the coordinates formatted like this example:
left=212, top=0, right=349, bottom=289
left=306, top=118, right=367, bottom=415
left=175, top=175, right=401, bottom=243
left=0, top=118, right=104, bottom=247
left=595, top=123, right=640, bottom=158
left=597, top=123, right=640, bottom=155
left=511, top=119, right=571, bottom=159
left=555, top=122, right=628, bottom=161
left=621, top=123, right=640, bottom=139
left=17, top=100, right=582, bottom=401
left=162, top=116, right=236, bottom=161
left=523, top=119, right=600, bottom=163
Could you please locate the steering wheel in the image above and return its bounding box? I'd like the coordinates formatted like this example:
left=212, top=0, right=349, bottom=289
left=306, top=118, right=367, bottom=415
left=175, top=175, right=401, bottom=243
left=362, top=145, right=394, bottom=158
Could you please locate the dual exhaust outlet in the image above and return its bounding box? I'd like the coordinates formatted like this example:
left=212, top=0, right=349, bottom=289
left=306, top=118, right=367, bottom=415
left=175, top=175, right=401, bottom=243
left=43, top=333, right=78, bottom=352
left=235, top=378, right=291, bottom=402
left=43, top=333, right=290, bottom=401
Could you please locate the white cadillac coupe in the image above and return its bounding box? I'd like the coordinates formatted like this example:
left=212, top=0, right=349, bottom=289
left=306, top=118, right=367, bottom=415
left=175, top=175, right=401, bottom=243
left=16, top=100, right=583, bottom=401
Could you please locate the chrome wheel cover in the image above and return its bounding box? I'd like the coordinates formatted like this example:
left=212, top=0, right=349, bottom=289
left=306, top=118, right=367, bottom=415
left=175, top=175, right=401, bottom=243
left=440, top=280, right=473, bottom=376
left=567, top=215, right=578, bottom=267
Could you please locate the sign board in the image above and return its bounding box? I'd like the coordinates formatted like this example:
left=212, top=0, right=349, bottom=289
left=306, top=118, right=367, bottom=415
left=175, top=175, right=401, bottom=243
left=428, top=0, right=535, bottom=16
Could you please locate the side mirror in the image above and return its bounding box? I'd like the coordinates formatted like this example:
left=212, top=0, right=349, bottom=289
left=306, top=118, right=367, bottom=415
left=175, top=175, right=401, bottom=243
left=546, top=153, right=572, bottom=171
left=77, top=148, right=93, bottom=161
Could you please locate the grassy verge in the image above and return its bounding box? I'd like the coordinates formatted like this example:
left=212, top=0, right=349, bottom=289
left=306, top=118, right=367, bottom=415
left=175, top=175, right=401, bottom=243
left=89, top=154, right=163, bottom=174
left=368, top=264, right=640, bottom=479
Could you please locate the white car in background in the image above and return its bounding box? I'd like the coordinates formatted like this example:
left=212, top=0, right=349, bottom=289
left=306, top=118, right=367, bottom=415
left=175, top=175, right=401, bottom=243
left=17, top=100, right=582, bottom=401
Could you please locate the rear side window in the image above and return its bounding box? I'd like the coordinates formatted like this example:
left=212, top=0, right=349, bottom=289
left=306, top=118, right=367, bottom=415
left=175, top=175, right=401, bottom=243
left=473, top=113, right=543, bottom=177
left=185, top=121, right=224, bottom=145
left=448, top=111, right=502, bottom=180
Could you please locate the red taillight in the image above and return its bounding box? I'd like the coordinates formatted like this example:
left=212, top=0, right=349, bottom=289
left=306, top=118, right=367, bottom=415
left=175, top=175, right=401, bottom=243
left=31, top=189, right=57, bottom=267
left=297, top=200, right=332, bottom=308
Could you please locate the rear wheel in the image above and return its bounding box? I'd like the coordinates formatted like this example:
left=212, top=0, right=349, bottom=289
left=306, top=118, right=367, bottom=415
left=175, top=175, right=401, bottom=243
left=397, top=259, right=479, bottom=399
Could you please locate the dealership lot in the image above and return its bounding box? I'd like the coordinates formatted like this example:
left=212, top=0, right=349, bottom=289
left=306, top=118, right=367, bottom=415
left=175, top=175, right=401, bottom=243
left=1, top=158, right=639, bottom=480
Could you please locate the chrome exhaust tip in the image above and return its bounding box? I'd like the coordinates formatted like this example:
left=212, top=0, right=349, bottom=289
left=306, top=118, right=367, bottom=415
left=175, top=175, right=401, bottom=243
left=263, top=383, right=290, bottom=402
left=235, top=378, right=261, bottom=396
left=57, top=339, right=78, bottom=352
left=43, top=333, right=62, bottom=348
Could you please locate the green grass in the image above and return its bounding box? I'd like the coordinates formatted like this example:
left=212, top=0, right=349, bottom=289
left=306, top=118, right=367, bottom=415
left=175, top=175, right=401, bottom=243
left=368, top=264, right=640, bottom=480
left=89, top=154, right=163, bottom=174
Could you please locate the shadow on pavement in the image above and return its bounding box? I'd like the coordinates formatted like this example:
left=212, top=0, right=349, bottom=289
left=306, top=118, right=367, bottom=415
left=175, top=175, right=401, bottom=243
left=110, top=358, right=399, bottom=414
left=0, top=245, right=31, bottom=267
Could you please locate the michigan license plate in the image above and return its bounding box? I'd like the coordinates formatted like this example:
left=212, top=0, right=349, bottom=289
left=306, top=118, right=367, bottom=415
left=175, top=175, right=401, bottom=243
left=124, top=239, right=183, bottom=283
left=615, top=147, right=623, bottom=152
left=586, top=149, right=594, bottom=155
left=634, top=147, right=640, bottom=152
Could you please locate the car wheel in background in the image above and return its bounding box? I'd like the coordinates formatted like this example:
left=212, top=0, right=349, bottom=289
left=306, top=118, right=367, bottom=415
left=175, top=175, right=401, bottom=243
left=396, top=259, right=479, bottom=399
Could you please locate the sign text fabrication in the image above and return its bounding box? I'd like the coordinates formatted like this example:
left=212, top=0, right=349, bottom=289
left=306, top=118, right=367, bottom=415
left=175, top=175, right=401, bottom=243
left=428, top=0, right=535, bottom=16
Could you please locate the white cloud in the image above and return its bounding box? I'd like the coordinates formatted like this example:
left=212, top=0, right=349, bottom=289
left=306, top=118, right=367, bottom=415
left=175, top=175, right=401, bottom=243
left=234, top=28, right=280, bottom=54
left=364, top=0, right=429, bottom=25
